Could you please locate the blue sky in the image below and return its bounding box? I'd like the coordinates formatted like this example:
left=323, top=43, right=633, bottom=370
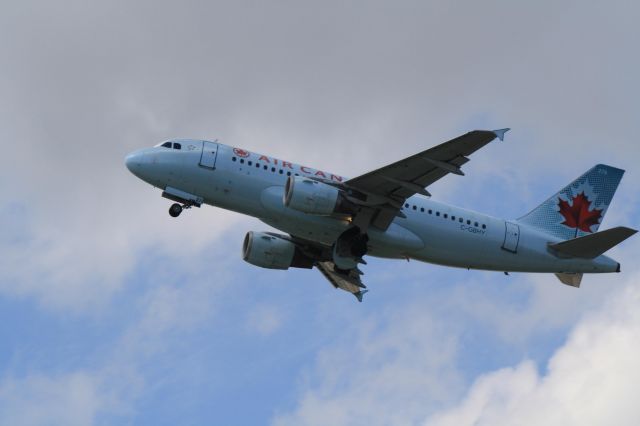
left=1, top=1, right=640, bottom=425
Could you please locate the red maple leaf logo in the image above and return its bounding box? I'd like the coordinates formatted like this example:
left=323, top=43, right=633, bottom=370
left=233, top=148, right=250, bottom=158
left=558, top=192, right=602, bottom=233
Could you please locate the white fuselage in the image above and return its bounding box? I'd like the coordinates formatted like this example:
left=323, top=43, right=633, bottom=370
left=125, top=140, right=619, bottom=274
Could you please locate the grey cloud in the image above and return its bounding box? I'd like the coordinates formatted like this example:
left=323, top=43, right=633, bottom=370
left=1, top=1, right=638, bottom=307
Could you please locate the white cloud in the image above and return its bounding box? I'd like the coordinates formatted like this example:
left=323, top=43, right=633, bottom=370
left=425, top=273, right=640, bottom=426
left=273, top=305, right=465, bottom=426
left=0, top=252, right=235, bottom=425
left=0, top=196, right=244, bottom=311
left=274, top=271, right=640, bottom=426
left=246, top=305, right=285, bottom=337
left=0, top=372, right=103, bottom=426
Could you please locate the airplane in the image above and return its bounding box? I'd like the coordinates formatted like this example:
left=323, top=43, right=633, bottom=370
left=125, top=129, right=637, bottom=301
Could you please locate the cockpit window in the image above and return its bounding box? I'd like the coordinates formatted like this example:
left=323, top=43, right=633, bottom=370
left=161, top=142, right=172, bottom=148
left=173, top=143, right=181, bottom=150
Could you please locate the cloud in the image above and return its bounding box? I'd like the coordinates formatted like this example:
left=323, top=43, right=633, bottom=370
left=425, top=273, right=640, bottom=426
left=246, top=305, right=285, bottom=337
left=273, top=304, right=465, bottom=426
left=0, top=246, right=235, bottom=425
left=274, top=271, right=640, bottom=426
left=0, top=1, right=638, bottom=312
left=0, top=1, right=638, bottom=423
left=0, top=372, right=103, bottom=426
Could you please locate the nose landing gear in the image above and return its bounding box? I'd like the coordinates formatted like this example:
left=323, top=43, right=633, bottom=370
left=162, top=187, right=203, bottom=218
left=162, top=186, right=204, bottom=217
left=169, top=202, right=195, bottom=217
left=169, top=203, right=184, bottom=217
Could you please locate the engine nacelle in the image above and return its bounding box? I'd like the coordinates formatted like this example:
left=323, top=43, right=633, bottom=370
left=242, top=231, right=314, bottom=270
left=283, top=176, right=348, bottom=215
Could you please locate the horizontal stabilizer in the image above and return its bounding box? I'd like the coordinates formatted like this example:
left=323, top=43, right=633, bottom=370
left=555, top=273, right=583, bottom=287
left=548, top=226, right=637, bottom=259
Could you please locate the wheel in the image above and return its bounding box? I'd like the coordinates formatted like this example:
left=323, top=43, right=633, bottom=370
left=169, top=203, right=182, bottom=217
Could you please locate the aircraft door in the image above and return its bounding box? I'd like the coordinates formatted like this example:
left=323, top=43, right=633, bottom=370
left=502, top=222, right=520, bottom=253
left=199, top=141, right=218, bottom=169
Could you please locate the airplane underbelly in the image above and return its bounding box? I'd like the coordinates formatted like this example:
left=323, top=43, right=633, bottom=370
left=404, top=219, right=521, bottom=270
left=259, top=185, right=425, bottom=255
left=407, top=223, right=611, bottom=273
left=259, top=185, right=347, bottom=244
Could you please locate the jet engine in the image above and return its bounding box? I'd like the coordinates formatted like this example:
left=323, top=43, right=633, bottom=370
left=283, top=176, right=351, bottom=215
left=242, top=231, right=314, bottom=270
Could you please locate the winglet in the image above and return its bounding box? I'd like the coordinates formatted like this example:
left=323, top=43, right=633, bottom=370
left=492, top=128, right=510, bottom=141
left=354, top=289, right=369, bottom=302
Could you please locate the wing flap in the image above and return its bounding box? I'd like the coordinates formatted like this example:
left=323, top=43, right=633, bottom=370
left=282, top=234, right=370, bottom=302
left=316, top=261, right=368, bottom=301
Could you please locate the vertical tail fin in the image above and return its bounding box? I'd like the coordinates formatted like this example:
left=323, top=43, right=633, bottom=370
left=517, top=164, right=625, bottom=240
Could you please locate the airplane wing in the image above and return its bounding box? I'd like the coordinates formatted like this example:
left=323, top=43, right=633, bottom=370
left=344, top=129, right=509, bottom=230
left=283, top=233, right=369, bottom=302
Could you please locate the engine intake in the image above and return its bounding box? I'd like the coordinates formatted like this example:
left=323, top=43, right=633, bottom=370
left=242, top=231, right=314, bottom=270
left=283, top=176, right=351, bottom=215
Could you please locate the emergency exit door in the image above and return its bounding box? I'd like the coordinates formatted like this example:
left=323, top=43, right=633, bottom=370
left=199, top=141, right=218, bottom=169
left=502, top=222, right=520, bottom=253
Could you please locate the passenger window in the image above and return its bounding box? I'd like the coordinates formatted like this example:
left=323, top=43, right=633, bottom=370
left=451, top=216, right=456, bottom=221
left=232, top=157, right=237, bottom=162
left=443, top=213, right=448, bottom=219
left=413, top=205, right=417, bottom=210
left=271, top=167, right=276, bottom=172
left=428, top=209, right=432, bottom=214
left=482, top=224, right=486, bottom=229
left=279, top=170, right=283, bottom=174
left=263, top=165, right=268, bottom=170
left=248, top=161, right=252, bottom=166
left=420, top=207, right=424, bottom=212
left=240, top=159, right=245, bottom=164
left=256, top=163, right=260, bottom=168
left=474, top=222, right=479, bottom=227
left=287, top=171, right=291, bottom=176
left=459, top=218, right=463, bottom=223
left=173, top=143, right=181, bottom=150
left=436, top=212, right=440, bottom=216
left=405, top=203, right=409, bottom=208
left=161, top=142, right=172, bottom=148
left=467, top=220, right=471, bottom=225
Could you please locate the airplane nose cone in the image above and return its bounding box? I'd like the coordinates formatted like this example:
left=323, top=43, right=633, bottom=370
left=125, top=150, right=146, bottom=176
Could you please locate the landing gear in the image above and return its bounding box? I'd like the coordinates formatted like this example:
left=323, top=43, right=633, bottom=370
left=335, top=226, right=369, bottom=258
left=168, top=200, right=195, bottom=218
left=169, top=203, right=183, bottom=217
left=333, top=226, right=369, bottom=270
